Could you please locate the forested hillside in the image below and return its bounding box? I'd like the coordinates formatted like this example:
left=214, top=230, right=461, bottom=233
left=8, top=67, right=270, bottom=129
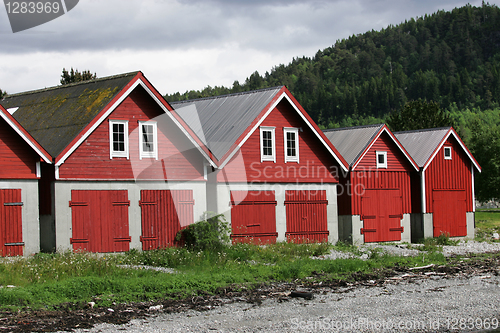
left=166, top=3, right=500, bottom=127
left=165, top=3, right=500, bottom=201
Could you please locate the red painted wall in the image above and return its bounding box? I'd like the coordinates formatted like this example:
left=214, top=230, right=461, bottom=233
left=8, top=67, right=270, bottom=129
left=0, top=118, right=39, bottom=179
left=425, top=136, right=474, bottom=213
left=59, top=86, right=205, bottom=180
left=219, top=99, right=340, bottom=183
left=356, top=132, right=412, bottom=171
left=339, top=132, right=414, bottom=216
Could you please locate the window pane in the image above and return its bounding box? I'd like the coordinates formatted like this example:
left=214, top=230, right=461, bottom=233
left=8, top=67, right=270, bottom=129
left=286, top=131, right=296, bottom=157
left=378, top=154, right=385, bottom=164
left=112, top=123, right=125, bottom=152
left=262, top=130, right=272, bottom=156
left=142, top=124, right=155, bottom=154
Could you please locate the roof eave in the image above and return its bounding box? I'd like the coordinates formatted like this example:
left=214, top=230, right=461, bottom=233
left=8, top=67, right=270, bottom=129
left=0, top=105, right=52, bottom=163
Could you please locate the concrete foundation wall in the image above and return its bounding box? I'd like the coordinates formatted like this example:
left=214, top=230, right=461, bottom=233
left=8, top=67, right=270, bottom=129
left=0, top=180, right=40, bottom=256
left=53, top=181, right=207, bottom=253
left=338, top=215, right=352, bottom=244
left=422, top=213, right=434, bottom=239
left=466, top=212, right=475, bottom=239
left=410, top=213, right=423, bottom=243
left=401, top=213, right=411, bottom=243
left=215, top=183, right=339, bottom=244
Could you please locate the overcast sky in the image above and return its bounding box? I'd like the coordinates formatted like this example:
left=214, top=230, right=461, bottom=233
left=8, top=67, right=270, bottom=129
left=1, top=0, right=498, bottom=96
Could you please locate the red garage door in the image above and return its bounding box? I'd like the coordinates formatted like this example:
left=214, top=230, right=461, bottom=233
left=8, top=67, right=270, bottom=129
left=285, top=190, right=328, bottom=243
left=361, top=189, right=403, bottom=243
left=0, top=189, right=23, bottom=257
left=140, top=189, right=195, bottom=250
left=433, top=190, right=467, bottom=237
left=230, top=191, right=277, bottom=244
left=70, top=190, right=131, bottom=253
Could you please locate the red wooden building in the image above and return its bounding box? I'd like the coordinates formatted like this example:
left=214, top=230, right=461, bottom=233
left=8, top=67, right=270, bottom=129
left=172, top=87, right=349, bottom=244
left=0, top=105, right=52, bottom=256
left=324, top=124, right=418, bottom=244
left=395, top=127, right=481, bottom=241
left=0, top=72, right=213, bottom=253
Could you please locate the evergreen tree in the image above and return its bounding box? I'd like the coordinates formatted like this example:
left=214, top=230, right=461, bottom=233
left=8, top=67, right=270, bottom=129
left=60, top=68, right=97, bottom=85
left=0, top=89, right=6, bottom=99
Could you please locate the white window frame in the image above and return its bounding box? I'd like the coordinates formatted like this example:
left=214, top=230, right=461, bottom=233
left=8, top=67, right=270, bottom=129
left=139, top=121, right=158, bottom=160
left=444, top=146, right=452, bottom=160
left=109, top=120, right=129, bottom=159
left=376, top=151, right=387, bottom=168
left=284, top=127, right=299, bottom=163
left=260, top=126, right=276, bottom=162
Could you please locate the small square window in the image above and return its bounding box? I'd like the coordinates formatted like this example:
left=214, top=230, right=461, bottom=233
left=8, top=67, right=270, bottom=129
left=444, top=146, right=452, bottom=160
left=260, top=127, right=275, bottom=162
left=284, top=128, right=299, bottom=163
left=109, top=120, right=129, bottom=159
left=376, top=151, right=387, bottom=168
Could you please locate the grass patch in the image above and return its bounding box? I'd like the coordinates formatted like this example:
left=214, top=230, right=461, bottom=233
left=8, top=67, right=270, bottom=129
left=475, top=209, right=500, bottom=242
left=0, top=243, right=448, bottom=311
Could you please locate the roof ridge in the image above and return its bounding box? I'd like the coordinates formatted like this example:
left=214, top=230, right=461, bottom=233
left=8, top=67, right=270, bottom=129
left=322, top=123, right=384, bottom=133
left=2, top=71, right=140, bottom=99
left=394, top=126, right=451, bottom=134
left=170, top=86, right=284, bottom=104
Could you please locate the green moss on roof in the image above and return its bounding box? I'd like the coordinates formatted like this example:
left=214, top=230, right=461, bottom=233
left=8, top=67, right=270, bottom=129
left=0, top=72, right=138, bottom=157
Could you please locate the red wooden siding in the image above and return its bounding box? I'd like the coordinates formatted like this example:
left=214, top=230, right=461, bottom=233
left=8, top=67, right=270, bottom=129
left=350, top=171, right=412, bottom=216
left=433, top=190, right=467, bottom=237
left=361, top=189, right=403, bottom=242
left=70, top=190, right=131, bottom=253
left=230, top=191, right=277, bottom=244
left=140, top=189, right=194, bottom=250
left=0, top=119, right=39, bottom=179
left=219, top=100, right=340, bottom=184
left=285, top=190, right=328, bottom=243
left=0, top=189, right=23, bottom=256
left=59, top=86, right=204, bottom=180
left=356, top=132, right=412, bottom=171
left=425, top=136, right=474, bottom=212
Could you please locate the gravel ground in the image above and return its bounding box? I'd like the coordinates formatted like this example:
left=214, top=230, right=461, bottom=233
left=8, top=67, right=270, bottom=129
left=67, top=241, right=500, bottom=333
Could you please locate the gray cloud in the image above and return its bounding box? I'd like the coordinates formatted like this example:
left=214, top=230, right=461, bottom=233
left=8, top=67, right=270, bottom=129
left=0, top=0, right=497, bottom=94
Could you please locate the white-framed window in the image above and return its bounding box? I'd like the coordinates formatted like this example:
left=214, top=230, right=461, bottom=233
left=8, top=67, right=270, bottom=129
left=376, top=151, right=387, bottom=168
left=109, top=120, right=129, bottom=159
left=260, top=126, right=276, bottom=162
left=139, top=121, right=158, bottom=160
left=444, top=146, right=452, bottom=160
left=284, top=127, right=299, bottom=163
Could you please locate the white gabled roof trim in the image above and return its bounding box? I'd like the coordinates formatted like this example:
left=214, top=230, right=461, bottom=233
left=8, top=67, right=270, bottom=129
left=218, top=92, right=348, bottom=172
left=55, top=78, right=217, bottom=168
left=0, top=110, right=52, bottom=163
left=422, top=129, right=481, bottom=173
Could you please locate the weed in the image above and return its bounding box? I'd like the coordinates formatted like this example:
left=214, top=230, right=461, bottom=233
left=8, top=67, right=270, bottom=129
left=176, top=212, right=230, bottom=252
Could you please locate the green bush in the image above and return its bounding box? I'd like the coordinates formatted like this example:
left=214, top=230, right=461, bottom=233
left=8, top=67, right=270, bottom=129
left=176, top=212, right=230, bottom=252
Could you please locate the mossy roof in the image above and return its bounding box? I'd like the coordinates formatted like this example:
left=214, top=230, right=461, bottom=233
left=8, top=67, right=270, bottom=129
left=0, top=72, right=139, bottom=158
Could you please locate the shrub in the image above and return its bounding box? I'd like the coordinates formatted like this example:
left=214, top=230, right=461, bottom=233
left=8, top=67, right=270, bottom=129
left=176, top=212, right=230, bottom=252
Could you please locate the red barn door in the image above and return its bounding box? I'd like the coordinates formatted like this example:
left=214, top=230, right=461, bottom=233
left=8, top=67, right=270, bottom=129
left=70, top=190, right=131, bottom=253
left=361, top=189, right=403, bottom=242
left=230, top=191, right=277, bottom=244
left=140, top=189, right=194, bottom=250
left=0, top=189, right=23, bottom=257
left=285, top=190, right=328, bottom=243
left=433, top=190, right=467, bottom=237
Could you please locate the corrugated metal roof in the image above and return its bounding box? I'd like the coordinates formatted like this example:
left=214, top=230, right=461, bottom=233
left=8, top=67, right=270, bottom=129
left=323, top=124, right=384, bottom=166
left=0, top=72, right=138, bottom=158
left=394, top=127, right=450, bottom=167
left=170, top=86, right=283, bottom=161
